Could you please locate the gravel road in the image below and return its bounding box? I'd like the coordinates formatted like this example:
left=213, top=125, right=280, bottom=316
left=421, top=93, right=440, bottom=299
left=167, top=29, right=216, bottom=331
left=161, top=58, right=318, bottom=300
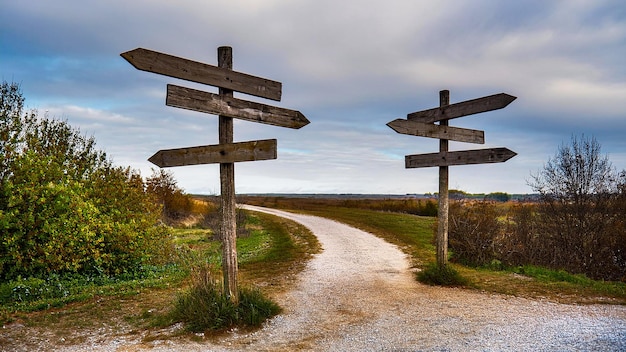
left=4, top=205, right=625, bottom=351
left=173, top=205, right=625, bottom=352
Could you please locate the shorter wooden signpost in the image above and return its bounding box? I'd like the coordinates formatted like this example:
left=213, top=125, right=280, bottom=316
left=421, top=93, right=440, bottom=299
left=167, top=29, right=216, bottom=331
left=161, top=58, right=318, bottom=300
left=122, top=47, right=309, bottom=303
left=387, top=90, right=516, bottom=268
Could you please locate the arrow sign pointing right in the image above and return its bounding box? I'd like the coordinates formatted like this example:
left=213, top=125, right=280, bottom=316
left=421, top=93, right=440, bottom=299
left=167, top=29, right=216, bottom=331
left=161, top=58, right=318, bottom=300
left=166, top=84, right=309, bottom=129
left=408, top=93, right=516, bottom=123
left=149, top=139, right=277, bottom=168
left=405, top=147, right=517, bottom=168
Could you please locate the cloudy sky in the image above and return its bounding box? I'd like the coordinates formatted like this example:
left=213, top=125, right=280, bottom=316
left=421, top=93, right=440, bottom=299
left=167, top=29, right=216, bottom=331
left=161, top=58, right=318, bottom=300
left=2, top=0, right=625, bottom=195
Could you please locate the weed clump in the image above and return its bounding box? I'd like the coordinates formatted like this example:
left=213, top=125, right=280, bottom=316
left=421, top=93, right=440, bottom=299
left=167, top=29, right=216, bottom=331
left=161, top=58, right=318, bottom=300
left=417, top=263, right=469, bottom=287
left=170, top=266, right=281, bottom=332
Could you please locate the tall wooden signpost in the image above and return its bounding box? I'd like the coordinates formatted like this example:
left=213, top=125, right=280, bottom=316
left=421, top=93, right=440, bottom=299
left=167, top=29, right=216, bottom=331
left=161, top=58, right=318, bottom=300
left=122, top=47, right=309, bottom=303
left=387, top=90, right=516, bottom=268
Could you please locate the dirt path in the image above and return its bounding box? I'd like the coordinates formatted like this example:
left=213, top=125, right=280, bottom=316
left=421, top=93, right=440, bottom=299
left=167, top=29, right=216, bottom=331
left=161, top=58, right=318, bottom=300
left=4, top=206, right=626, bottom=351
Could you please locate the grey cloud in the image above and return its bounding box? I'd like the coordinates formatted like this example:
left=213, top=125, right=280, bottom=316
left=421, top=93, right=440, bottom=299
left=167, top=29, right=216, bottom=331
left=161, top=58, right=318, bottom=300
left=1, top=0, right=624, bottom=194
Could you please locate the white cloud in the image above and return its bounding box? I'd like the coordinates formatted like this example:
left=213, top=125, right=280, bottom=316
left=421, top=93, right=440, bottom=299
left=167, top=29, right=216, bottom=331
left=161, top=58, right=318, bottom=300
left=44, top=105, right=134, bottom=125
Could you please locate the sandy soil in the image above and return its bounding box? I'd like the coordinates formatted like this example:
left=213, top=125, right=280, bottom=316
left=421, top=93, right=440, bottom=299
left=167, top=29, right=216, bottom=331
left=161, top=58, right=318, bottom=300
left=2, top=205, right=625, bottom=351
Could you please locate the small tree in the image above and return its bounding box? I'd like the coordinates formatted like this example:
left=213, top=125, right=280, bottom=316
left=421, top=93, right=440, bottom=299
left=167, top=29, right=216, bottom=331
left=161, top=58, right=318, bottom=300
left=528, top=134, right=622, bottom=279
left=146, top=168, right=195, bottom=223
left=530, top=135, right=616, bottom=201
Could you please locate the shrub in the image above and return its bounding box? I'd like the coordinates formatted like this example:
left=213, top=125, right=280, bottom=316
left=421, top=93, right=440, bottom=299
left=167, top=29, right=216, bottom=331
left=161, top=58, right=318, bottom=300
left=448, top=201, right=502, bottom=267
left=498, top=203, right=541, bottom=266
left=0, top=81, right=173, bottom=280
left=170, top=265, right=281, bottom=332
left=417, top=263, right=468, bottom=287
left=448, top=198, right=625, bottom=282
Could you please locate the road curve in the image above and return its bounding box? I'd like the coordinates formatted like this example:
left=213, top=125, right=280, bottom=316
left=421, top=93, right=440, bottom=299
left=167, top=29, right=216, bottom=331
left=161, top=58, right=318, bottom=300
left=211, top=205, right=625, bottom=351
left=48, top=205, right=626, bottom=351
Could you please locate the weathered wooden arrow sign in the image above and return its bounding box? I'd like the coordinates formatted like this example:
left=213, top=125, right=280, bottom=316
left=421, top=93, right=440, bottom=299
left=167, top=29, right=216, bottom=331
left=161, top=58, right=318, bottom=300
left=405, top=147, right=517, bottom=168
left=148, top=139, right=277, bottom=168
left=407, top=93, right=516, bottom=123
left=387, top=118, right=484, bottom=144
left=166, top=84, right=309, bottom=129
left=121, top=48, right=282, bottom=101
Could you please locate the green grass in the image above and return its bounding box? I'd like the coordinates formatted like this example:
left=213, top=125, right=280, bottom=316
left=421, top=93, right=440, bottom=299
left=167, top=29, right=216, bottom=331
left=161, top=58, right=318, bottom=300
left=511, top=265, right=626, bottom=297
left=237, top=211, right=321, bottom=289
left=0, top=265, right=187, bottom=314
left=161, top=210, right=318, bottom=333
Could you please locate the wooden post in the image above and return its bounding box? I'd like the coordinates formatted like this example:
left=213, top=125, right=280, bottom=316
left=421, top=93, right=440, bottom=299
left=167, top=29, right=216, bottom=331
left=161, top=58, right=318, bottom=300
left=437, top=90, right=450, bottom=268
left=218, top=46, right=239, bottom=304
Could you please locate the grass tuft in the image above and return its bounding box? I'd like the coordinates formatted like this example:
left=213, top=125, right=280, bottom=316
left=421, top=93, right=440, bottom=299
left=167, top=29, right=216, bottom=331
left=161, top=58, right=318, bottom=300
left=170, top=265, right=281, bottom=333
left=419, top=263, right=469, bottom=287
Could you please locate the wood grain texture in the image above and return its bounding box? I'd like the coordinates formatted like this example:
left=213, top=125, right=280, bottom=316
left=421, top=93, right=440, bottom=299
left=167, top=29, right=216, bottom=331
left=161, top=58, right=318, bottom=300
left=405, top=147, right=517, bottom=168
left=121, top=47, right=282, bottom=101
left=437, top=90, right=450, bottom=268
left=407, top=93, right=516, bottom=123
left=148, top=139, right=277, bottom=168
left=386, top=118, right=484, bottom=144
left=217, top=46, right=239, bottom=304
left=167, top=84, right=309, bottom=129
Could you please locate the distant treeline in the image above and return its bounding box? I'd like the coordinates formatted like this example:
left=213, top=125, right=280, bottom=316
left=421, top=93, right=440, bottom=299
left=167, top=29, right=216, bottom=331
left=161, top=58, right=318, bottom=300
left=241, top=192, right=539, bottom=202
left=240, top=196, right=438, bottom=217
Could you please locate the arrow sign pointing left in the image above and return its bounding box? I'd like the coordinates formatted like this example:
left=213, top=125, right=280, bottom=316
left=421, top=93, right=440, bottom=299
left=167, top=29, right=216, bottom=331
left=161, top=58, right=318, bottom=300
left=121, top=48, right=282, bottom=101
left=148, top=139, right=277, bottom=168
left=387, top=118, right=484, bottom=144
left=166, top=84, right=310, bottom=129
left=405, top=147, right=517, bottom=168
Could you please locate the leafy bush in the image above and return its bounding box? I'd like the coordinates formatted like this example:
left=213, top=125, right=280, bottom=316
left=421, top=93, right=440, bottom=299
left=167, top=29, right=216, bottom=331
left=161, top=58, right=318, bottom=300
left=146, top=169, right=207, bottom=223
left=0, top=81, right=173, bottom=280
left=0, top=264, right=186, bottom=315
left=171, top=265, right=281, bottom=332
